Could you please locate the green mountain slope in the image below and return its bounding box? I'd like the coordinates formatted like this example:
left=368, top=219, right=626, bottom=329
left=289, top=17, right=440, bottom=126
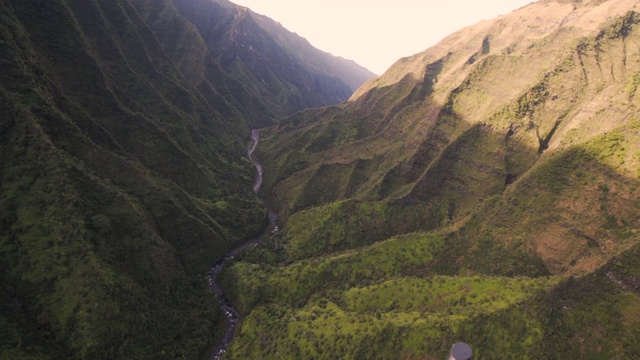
left=128, top=0, right=375, bottom=127
left=0, top=1, right=262, bottom=358
left=168, top=0, right=375, bottom=122
left=224, top=0, right=640, bottom=358
left=0, top=0, right=371, bottom=358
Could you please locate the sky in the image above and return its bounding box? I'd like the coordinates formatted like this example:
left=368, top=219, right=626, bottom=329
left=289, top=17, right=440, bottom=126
left=229, top=0, right=534, bottom=74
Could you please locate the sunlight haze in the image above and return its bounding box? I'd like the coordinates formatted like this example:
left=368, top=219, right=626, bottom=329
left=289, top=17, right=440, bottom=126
left=230, top=0, right=534, bottom=74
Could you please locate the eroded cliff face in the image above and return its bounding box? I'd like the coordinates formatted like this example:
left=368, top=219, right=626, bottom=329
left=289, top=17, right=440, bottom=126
left=224, top=1, right=640, bottom=358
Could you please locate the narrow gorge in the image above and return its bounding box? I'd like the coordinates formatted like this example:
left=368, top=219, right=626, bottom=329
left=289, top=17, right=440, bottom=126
left=208, top=130, right=278, bottom=360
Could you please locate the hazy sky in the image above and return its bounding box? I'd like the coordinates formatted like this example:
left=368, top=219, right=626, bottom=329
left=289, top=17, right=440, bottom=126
left=230, top=0, right=534, bottom=74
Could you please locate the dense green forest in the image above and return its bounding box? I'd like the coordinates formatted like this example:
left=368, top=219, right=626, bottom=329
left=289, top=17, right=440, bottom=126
left=0, top=0, right=371, bottom=358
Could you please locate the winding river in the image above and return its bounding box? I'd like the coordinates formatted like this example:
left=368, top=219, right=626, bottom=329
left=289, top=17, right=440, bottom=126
left=208, top=129, right=278, bottom=360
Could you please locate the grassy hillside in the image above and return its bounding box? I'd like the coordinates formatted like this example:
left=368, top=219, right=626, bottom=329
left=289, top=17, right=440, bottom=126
left=222, top=1, right=640, bottom=358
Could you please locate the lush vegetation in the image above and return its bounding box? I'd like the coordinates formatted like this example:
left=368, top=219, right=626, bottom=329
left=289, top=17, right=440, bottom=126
left=223, top=3, right=640, bottom=359
left=3, top=0, right=640, bottom=359
left=0, top=0, right=264, bottom=357
left=0, top=0, right=371, bottom=358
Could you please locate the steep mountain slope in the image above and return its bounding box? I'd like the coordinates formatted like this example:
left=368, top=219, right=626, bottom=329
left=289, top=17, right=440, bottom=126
left=223, top=0, right=640, bottom=358
left=0, top=0, right=370, bottom=359
left=166, top=0, right=375, bottom=122
left=0, top=1, right=263, bottom=358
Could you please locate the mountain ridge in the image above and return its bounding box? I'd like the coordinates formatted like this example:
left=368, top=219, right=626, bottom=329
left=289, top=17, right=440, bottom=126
left=352, top=0, right=638, bottom=101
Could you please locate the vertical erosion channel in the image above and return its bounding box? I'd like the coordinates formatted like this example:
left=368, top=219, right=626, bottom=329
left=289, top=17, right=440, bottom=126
left=208, top=129, right=278, bottom=360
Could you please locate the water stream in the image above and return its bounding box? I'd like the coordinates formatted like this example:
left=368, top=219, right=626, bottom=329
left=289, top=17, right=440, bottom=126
left=208, top=129, right=277, bottom=360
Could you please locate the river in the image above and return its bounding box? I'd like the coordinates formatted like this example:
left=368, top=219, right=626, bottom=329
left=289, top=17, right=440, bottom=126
left=208, top=129, right=278, bottom=360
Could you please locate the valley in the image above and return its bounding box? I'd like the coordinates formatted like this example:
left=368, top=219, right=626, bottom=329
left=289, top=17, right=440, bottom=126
left=1, top=0, right=640, bottom=359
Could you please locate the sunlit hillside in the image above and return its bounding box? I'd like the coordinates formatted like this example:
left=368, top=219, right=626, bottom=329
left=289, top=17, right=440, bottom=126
left=224, top=0, right=640, bottom=358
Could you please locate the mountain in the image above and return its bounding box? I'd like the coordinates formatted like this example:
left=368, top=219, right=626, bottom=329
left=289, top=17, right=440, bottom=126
left=0, top=0, right=371, bottom=359
left=222, top=0, right=640, bottom=358
left=135, top=0, right=375, bottom=124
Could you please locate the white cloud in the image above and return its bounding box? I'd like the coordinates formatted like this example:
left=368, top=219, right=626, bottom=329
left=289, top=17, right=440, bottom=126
left=230, top=0, right=534, bottom=74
